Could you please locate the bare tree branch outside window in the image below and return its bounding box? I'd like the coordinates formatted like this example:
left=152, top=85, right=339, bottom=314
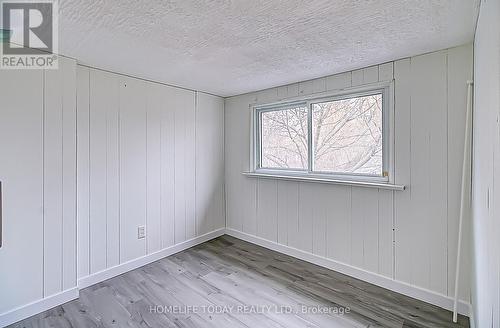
left=312, top=94, right=382, bottom=175
left=261, top=106, right=308, bottom=169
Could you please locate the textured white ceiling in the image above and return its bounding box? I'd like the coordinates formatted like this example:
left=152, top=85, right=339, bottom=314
left=59, top=0, right=478, bottom=97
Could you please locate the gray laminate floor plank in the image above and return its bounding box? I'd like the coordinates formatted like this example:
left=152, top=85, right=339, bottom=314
left=8, top=235, right=469, bottom=328
left=195, top=248, right=378, bottom=328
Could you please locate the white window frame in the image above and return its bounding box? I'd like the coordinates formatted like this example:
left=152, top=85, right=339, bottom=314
left=251, top=81, right=394, bottom=184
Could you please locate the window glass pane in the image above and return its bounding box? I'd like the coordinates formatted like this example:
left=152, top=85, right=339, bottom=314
left=312, top=94, right=383, bottom=175
left=260, top=106, right=308, bottom=169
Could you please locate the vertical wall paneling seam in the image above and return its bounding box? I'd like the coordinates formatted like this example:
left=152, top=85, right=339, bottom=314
left=146, top=84, right=148, bottom=253
left=323, top=189, right=327, bottom=257
left=159, top=90, right=162, bottom=249
left=74, top=67, right=78, bottom=285
left=391, top=191, right=394, bottom=279
left=145, top=86, right=149, bottom=254
left=392, top=68, right=396, bottom=280
left=447, top=52, right=451, bottom=295
left=349, top=186, right=353, bottom=264
left=377, top=189, right=380, bottom=273
left=445, top=52, right=449, bottom=297
left=286, top=182, right=290, bottom=246
left=391, top=190, right=395, bottom=279
left=105, top=83, right=108, bottom=269
left=362, top=191, right=365, bottom=268
left=275, top=180, right=278, bottom=245
left=427, top=132, right=431, bottom=287
left=255, top=179, right=258, bottom=234
left=223, top=97, right=227, bottom=231
left=173, top=98, right=176, bottom=244
left=297, top=183, right=300, bottom=242
left=379, top=190, right=382, bottom=274
left=69, top=62, right=77, bottom=288
left=256, top=179, right=259, bottom=237
left=276, top=181, right=278, bottom=243
left=224, top=98, right=227, bottom=230
left=407, top=58, right=414, bottom=283
left=60, top=70, right=64, bottom=292
left=184, top=98, right=187, bottom=242
left=310, top=184, right=313, bottom=252
left=42, top=69, right=46, bottom=298
left=391, top=64, right=396, bottom=280
left=184, top=100, right=187, bottom=242
left=426, top=62, right=433, bottom=289
left=73, top=64, right=77, bottom=286
left=74, top=68, right=80, bottom=280
left=245, top=103, right=250, bottom=233
left=117, top=79, right=121, bottom=264
left=75, top=67, right=79, bottom=282
left=194, top=91, right=197, bottom=237
left=89, top=71, right=92, bottom=273
left=222, top=99, right=227, bottom=231
left=87, top=70, right=91, bottom=273
left=288, top=183, right=292, bottom=246
left=408, top=57, right=413, bottom=285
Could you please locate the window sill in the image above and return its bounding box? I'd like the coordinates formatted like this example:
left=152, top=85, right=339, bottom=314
left=242, top=171, right=405, bottom=191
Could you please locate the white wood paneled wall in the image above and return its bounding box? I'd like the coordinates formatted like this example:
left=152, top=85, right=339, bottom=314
left=44, top=58, right=78, bottom=296
left=77, top=67, right=225, bottom=280
left=0, top=57, right=77, bottom=314
left=471, top=0, right=500, bottom=326
left=196, top=93, right=226, bottom=236
left=225, top=44, right=472, bottom=304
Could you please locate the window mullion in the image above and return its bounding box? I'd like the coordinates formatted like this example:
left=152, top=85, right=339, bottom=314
left=307, top=104, right=313, bottom=173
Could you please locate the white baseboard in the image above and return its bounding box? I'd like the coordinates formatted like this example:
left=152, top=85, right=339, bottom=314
left=0, top=288, right=79, bottom=328
left=225, top=228, right=471, bottom=317
left=0, top=228, right=225, bottom=328
left=78, top=228, right=225, bottom=289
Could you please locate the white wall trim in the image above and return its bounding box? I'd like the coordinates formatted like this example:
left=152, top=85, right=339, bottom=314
left=78, top=228, right=225, bottom=289
left=0, top=288, right=79, bottom=328
left=225, top=228, right=471, bottom=317
left=241, top=171, right=405, bottom=191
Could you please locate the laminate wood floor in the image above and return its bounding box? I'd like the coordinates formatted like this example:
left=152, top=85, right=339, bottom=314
left=8, top=235, right=469, bottom=328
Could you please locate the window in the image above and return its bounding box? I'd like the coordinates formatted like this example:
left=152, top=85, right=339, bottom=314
left=254, top=87, right=390, bottom=182
left=260, top=104, right=308, bottom=170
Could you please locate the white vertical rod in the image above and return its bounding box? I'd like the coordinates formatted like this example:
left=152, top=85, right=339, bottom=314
left=453, top=80, right=473, bottom=322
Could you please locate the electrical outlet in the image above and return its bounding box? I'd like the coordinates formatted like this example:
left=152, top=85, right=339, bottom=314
left=138, top=226, right=146, bottom=239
